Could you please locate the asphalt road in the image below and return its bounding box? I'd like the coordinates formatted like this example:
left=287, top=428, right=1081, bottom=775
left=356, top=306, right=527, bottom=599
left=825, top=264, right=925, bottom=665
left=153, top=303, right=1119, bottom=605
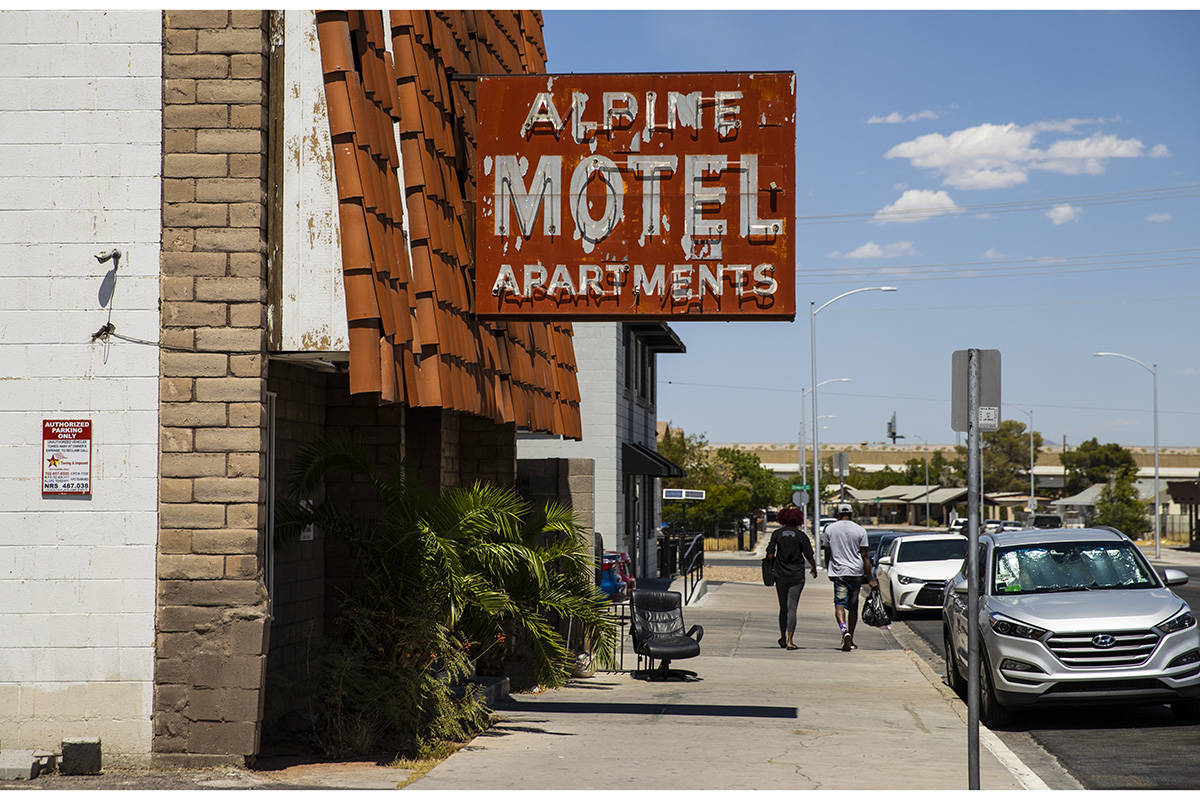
left=900, top=564, right=1200, bottom=790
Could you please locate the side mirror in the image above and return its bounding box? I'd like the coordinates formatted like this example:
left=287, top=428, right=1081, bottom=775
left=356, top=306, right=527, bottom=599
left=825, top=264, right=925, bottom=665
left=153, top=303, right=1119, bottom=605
left=877, top=556, right=893, bottom=566
left=1162, top=568, right=1189, bottom=587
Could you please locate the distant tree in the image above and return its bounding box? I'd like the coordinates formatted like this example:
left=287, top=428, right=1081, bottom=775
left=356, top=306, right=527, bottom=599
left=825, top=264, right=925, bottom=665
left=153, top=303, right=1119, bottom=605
left=954, top=419, right=1043, bottom=494
left=657, top=427, right=786, bottom=532
left=1060, top=438, right=1138, bottom=495
left=716, top=447, right=789, bottom=509
left=658, top=427, right=716, bottom=487
left=1093, top=472, right=1151, bottom=537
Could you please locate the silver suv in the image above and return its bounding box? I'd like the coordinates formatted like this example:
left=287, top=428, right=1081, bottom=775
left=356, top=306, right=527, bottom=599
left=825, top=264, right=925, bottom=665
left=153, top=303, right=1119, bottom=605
left=942, top=527, right=1200, bottom=726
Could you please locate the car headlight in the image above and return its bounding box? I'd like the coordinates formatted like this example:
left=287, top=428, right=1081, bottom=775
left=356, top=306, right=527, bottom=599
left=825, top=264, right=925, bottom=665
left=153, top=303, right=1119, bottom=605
left=1156, top=608, right=1196, bottom=635
left=897, top=574, right=922, bottom=585
left=988, top=613, right=1048, bottom=640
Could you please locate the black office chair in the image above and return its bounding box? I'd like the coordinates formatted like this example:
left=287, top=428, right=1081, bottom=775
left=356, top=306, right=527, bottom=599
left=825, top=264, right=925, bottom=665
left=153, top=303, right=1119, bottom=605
left=630, top=589, right=703, bottom=681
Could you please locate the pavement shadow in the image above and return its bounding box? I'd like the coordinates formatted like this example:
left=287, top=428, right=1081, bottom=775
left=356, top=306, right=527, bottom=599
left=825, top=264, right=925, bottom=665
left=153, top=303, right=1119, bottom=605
left=1014, top=703, right=1200, bottom=731
left=493, top=699, right=797, bottom=718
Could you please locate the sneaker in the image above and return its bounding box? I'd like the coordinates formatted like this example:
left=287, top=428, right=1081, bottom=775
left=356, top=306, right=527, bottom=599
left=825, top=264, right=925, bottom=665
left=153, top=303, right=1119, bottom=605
left=840, top=632, right=852, bottom=652
left=850, top=640, right=859, bottom=650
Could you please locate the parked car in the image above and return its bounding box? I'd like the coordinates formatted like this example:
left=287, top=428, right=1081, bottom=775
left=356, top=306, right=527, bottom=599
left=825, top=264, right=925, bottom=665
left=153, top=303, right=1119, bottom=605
left=1030, top=513, right=1064, bottom=529
left=948, top=518, right=967, bottom=535
left=875, top=533, right=968, bottom=617
left=599, top=551, right=635, bottom=600
left=866, top=529, right=917, bottom=576
left=999, top=521, right=1023, bottom=532
left=982, top=519, right=1004, bottom=534
left=942, top=527, right=1200, bottom=727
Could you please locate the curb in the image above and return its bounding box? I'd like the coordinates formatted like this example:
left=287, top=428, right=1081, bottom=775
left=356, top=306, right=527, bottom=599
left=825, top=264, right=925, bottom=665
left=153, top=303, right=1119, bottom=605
left=885, top=621, right=1082, bottom=790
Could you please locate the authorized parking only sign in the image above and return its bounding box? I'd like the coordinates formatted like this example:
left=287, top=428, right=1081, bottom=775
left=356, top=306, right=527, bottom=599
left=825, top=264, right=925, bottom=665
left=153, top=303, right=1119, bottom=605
left=42, top=419, right=92, bottom=495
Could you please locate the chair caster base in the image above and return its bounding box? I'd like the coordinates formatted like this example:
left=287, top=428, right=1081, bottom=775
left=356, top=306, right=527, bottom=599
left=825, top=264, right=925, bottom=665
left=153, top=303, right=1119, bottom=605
left=634, top=663, right=701, bottom=682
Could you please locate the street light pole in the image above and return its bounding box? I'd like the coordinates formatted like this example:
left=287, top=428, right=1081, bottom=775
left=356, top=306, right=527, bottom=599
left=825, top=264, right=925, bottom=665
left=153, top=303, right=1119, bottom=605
left=811, top=287, right=897, bottom=556
left=1093, top=352, right=1160, bottom=558
left=914, top=435, right=931, bottom=527
left=798, top=378, right=851, bottom=493
left=1008, top=404, right=1036, bottom=524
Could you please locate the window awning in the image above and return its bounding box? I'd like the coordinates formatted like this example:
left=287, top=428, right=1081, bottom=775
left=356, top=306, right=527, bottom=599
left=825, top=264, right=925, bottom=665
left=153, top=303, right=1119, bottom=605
left=622, top=442, right=685, bottom=478
left=626, top=322, right=686, bottom=353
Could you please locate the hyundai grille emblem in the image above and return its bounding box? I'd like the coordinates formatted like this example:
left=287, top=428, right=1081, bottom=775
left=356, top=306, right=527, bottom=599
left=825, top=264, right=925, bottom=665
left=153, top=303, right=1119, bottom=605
left=1092, top=633, right=1117, bottom=648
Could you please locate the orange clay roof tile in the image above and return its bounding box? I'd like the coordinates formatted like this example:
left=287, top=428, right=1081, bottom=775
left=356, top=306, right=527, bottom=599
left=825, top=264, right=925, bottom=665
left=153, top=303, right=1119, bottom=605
left=316, top=9, right=579, bottom=437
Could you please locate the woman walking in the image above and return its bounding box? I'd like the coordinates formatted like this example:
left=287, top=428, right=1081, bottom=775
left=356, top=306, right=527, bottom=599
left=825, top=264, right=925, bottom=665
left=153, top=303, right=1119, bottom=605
left=767, top=507, right=818, bottom=650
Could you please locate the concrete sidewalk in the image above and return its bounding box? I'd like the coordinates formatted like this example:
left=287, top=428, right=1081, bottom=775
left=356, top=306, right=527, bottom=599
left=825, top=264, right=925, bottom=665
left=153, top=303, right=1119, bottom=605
left=410, top=576, right=1031, bottom=790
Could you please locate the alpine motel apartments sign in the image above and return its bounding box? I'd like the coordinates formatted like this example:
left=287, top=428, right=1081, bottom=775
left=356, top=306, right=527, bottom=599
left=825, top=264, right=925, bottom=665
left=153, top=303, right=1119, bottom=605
left=475, top=72, right=796, bottom=320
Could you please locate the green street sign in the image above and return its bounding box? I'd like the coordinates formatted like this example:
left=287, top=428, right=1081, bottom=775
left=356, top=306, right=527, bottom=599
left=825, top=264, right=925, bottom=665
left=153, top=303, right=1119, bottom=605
left=791, top=483, right=810, bottom=491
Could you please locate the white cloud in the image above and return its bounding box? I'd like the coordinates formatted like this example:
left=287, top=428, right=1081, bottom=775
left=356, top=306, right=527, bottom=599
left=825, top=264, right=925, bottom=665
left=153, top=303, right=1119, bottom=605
left=1149, top=144, right=1171, bottom=158
left=829, top=240, right=918, bottom=259
left=1146, top=212, right=1173, bottom=223
left=886, top=120, right=1151, bottom=190
left=1046, top=204, right=1082, bottom=225
left=868, top=109, right=939, bottom=124
left=874, top=189, right=961, bottom=223
left=1027, top=116, right=1119, bottom=133
left=982, top=247, right=1006, bottom=259
left=893, top=182, right=909, bottom=191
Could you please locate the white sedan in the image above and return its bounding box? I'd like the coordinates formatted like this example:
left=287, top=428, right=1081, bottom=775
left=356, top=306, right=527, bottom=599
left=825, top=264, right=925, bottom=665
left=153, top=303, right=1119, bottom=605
left=875, top=533, right=968, bottom=617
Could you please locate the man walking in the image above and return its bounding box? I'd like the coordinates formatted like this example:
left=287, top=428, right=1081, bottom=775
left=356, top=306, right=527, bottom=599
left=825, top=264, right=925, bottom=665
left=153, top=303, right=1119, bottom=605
left=822, top=502, right=877, bottom=651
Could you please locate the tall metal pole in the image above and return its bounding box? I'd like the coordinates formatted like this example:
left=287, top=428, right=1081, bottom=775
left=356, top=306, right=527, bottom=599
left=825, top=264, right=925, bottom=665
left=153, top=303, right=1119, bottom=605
left=925, top=448, right=930, bottom=526
left=811, top=288, right=896, bottom=555
left=1153, top=363, right=1160, bottom=559
left=966, top=349, right=981, bottom=790
left=1093, top=352, right=1160, bottom=558
left=811, top=301, right=820, bottom=556
left=915, top=435, right=931, bottom=527
left=799, top=388, right=807, bottom=487
left=1030, top=411, right=1036, bottom=518
left=1009, top=405, right=1036, bottom=521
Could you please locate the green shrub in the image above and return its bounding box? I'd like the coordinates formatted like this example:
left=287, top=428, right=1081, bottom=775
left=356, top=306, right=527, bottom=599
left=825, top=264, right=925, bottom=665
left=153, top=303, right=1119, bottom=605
left=277, top=438, right=614, bottom=757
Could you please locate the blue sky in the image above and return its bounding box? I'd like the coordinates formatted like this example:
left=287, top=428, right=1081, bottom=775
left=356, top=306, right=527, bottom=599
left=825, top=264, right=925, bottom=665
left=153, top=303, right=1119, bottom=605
left=542, top=10, right=1200, bottom=450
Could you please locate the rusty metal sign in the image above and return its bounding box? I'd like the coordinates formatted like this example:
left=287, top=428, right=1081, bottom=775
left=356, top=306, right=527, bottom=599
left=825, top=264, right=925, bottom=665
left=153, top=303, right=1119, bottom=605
left=475, top=72, right=796, bottom=320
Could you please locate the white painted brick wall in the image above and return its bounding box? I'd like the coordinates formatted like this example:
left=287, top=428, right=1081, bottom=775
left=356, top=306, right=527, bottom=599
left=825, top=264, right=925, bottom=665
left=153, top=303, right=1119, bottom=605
left=278, top=10, right=348, bottom=352
left=0, top=10, right=161, bottom=755
left=517, top=322, right=682, bottom=561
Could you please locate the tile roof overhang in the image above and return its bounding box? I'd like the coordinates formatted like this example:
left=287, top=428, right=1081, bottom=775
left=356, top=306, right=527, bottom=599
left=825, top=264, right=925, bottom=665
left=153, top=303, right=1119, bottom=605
left=314, top=9, right=580, bottom=439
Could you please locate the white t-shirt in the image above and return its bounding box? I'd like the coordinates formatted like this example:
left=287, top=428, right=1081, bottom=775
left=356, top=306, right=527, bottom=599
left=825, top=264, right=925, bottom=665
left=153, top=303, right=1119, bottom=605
left=824, top=519, right=869, bottom=578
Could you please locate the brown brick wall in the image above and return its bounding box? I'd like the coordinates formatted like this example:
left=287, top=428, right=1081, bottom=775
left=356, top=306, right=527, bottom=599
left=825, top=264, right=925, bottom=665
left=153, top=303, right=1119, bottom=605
left=261, top=364, right=405, bottom=743
left=154, top=9, right=270, bottom=761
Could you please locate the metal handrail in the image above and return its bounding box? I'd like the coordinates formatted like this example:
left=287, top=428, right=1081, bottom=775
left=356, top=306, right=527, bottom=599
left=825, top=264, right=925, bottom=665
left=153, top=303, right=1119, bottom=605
left=680, top=533, right=705, bottom=604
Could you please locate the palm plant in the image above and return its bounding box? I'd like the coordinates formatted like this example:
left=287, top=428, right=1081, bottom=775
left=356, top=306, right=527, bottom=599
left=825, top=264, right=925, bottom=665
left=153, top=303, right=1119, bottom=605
left=276, top=436, right=614, bottom=755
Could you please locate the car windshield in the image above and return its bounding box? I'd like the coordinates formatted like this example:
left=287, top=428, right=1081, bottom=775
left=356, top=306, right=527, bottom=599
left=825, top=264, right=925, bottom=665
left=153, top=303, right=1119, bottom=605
left=897, top=539, right=968, bottom=563
left=993, top=541, right=1158, bottom=594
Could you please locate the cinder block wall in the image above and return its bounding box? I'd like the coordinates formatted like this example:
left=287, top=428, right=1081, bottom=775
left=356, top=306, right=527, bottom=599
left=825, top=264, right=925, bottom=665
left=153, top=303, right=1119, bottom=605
left=154, top=9, right=271, bottom=761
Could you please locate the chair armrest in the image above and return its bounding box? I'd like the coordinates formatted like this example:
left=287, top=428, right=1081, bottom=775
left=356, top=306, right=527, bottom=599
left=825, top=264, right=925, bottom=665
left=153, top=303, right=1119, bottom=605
left=686, top=624, right=704, bottom=643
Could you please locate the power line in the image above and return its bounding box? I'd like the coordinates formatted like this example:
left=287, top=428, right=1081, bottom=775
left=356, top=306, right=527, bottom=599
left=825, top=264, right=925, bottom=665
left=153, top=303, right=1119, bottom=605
left=661, top=381, right=1200, bottom=417
left=803, top=246, right=1200, bottom=276
left=795, top=183, right=1200, bottom=225
left=796, top=257, right=1199, bottom=286
left=830, top=292, right=1200, bottom=314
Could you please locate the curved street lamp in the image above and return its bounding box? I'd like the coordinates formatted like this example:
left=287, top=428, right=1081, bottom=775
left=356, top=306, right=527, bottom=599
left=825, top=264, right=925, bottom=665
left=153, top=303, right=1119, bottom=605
left=811, top=287, right=898, bottom=555
left=1092, top=352, right=1159, bottom=558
